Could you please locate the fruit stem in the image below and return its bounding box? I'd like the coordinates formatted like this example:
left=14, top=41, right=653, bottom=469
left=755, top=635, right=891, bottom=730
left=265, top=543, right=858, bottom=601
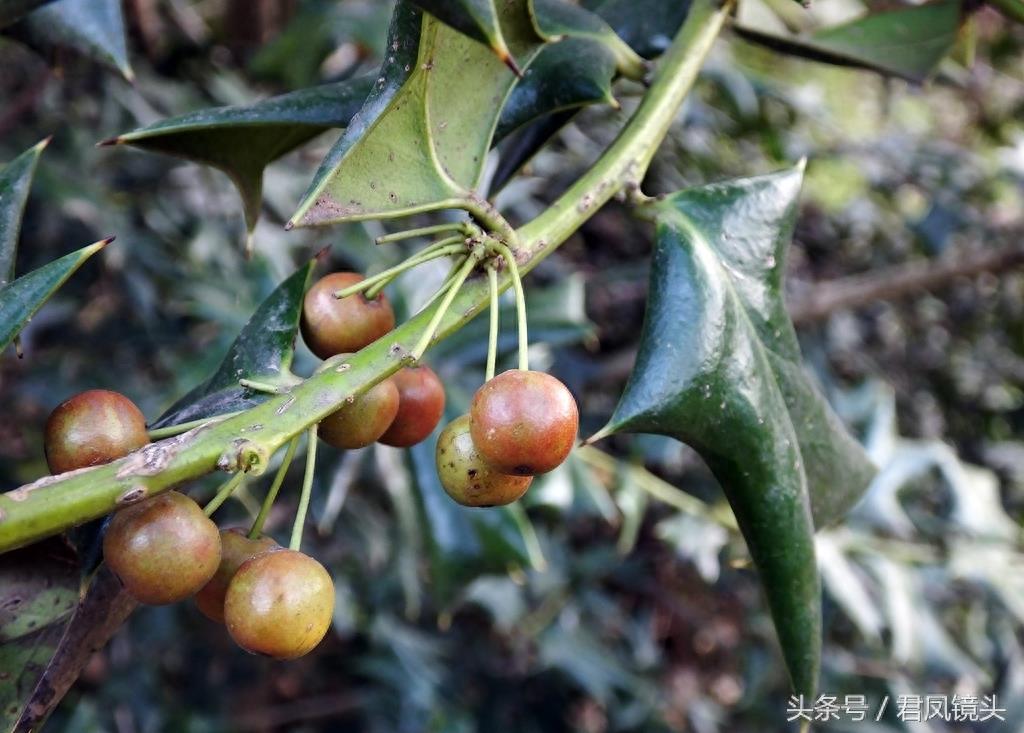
left=507, top=502, right=547, bottom=572
left=289, top=425, right=318, bottom=551
left=239, top=378, right=289, bottom=395
left=417, top=255, right=467, bottom=312
left=410, top=254, right=478, bottom=362
left=376, top=221, right=473, bottom=244
left=147, top=411, right=243, bottom=439
left=488, top=241, right=528, bottom=372
left=249, top=435, right=300, bottom=538
left=486, top=265, right=499, bottom=382
left=334, top=241, right=465, bottom=299
left=203, top=471, right=246, bottom=516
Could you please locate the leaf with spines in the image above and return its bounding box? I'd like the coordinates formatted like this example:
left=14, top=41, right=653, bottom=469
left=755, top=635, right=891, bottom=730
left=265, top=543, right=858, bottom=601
left=0, top=138, right=48, bottom=288
left=409, top=0, right=523, bottom=72
left=734, top=0, right=963, bottom=83
left=290, top=0, right=542, bottom=229
left=0, top=238, right=109, bottom=353
left=0, top=0, right=54, bottom=30
left=590, top=166, right=876, bottom=697
left=100, top=76, right=374, bottom=246
left=495, top=37, right=618, bottom=141
left=150, top=256, right=316, bottom=429
left=13, top=0, right=132, bottom=81
left=528, top=0, right=646, bottom=78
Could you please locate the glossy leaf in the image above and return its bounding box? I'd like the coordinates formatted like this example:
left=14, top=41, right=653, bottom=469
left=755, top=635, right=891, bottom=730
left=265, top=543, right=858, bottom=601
left=582, top=0, right=691, bottom=58
left=591, top=166, right=874, bottom=697
left=0, top=138, right=47, bottom=288
left=0, top=538, right=79, bottom=732
left=150, top=257, right=315, bottom=429
left=409, top=0, right=518, bottom=69
left=528, top=0, right=645, bottom=78
left=290, top=0, right=542, bottom=228
left=735, top=0, right=963, bottom=83
left=495, top=37, right=617, bottom=140
left=492, top=110, right=576, bottom=192
left=0, top=238, right=109, bottom=353
left=101, top=76, right=374, bottom=240
left=15, top=0, right=132, bottom=81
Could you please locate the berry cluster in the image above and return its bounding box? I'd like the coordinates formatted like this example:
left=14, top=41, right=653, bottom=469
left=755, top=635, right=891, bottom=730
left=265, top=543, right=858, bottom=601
left=43, top=259, right=578, bottom=660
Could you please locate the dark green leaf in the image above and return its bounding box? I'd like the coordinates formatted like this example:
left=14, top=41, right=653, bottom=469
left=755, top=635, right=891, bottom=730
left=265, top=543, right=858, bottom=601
left=492, top=110, right=576, bottom=192
left=410, top=0, right=521, bottom=70
left=6, top=566, right=135, bottom=733
left=0, top=138, right=47, bottom=288
left=15, top=0, right=132, bottom=81
left=150, top=257, right=316, bottom=429
left=592, top=166, right=876, bottom=697
left=495, top=37, right=617, bottom=141
left=0, top=0, right=53, bottom=30
left=291, top=0, right=542, bottom=228
left=0, top=538, right=80, bottom=732
left=735, top=0, right=963, bottom=83
left=582, top=0, right=691, bottom=58
left=101, top=76, right=374, bottom=240
left=0, top=238, right=108, bottom=353
left=990, top=0, right=1024, bottom=23
left=528, top=0, right=645, bottom=77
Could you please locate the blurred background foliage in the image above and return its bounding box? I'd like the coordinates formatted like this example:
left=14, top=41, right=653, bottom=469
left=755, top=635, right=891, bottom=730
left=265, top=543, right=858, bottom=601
left=1, top=0, right=1023, bottom=731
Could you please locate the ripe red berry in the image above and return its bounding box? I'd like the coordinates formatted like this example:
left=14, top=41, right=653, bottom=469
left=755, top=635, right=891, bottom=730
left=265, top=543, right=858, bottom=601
left=435, top=414, right=532, bottom=507
left=301, top=272, right=395, bottom=359
left=194, top=529, right=279, bottom=623
left=224, top=549, right=335, bottom=659
left=103, top=491, right=221, bottom=605
left=44, top=389, right=148, bottom=474
left=469, top=370, right=578, bottom=475
left=378, top=365, right=446, bottom=448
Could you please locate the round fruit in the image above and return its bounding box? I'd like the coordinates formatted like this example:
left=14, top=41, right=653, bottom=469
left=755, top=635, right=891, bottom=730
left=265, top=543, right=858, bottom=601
left=436, top=414, right=532, bottom=507
left=194, top=529, right=279, bottom=623
left=44, top=389, right=148, bottom=474
left=469, top=370, right=578, bottom=475
left=379, top=365, right=446, bottom=448
left=318, top=375, right=400, bottom=450
left=103, top=491, right=221, bottom=605
left=224, top=549, right=335, bottom=659
left=301, top=272, right=395, bottom=359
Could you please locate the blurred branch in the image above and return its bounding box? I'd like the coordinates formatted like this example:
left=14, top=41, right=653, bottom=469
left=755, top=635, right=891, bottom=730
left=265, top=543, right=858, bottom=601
left=789, top=243, right=1024, bottom=325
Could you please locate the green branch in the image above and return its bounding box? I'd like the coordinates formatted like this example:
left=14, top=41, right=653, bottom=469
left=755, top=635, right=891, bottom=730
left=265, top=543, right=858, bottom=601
left=0, top=0, right=733, bottom=554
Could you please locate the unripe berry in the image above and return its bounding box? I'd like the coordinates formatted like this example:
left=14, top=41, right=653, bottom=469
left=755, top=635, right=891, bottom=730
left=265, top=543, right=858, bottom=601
left=470, top=370, right=578, bottom=475
left=224, top=549, right=335, bottom=659
left=317, top=358, right=400, bottom=449
left=378, top=365, right=446, bottom=447
left=436, top=414, right=532, bottom=507
left=301, top=272, right=395, bottom=359
left=103, top=491, right=221, bottom=605
left=194, top=529, right=279, bottom=623
left=44, top=389, right=148, bottom=474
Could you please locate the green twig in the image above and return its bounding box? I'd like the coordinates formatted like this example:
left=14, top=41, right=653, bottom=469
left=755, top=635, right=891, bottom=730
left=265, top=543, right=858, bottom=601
left=203, top=471, right=246, bottom=517
left=249, top=435, right=300, bottom=539
left=289, top=426, right=318, bottom=552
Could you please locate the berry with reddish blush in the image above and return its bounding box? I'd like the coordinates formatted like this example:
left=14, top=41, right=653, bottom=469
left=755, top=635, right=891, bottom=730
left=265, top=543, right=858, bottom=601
left=379, top=365, right=446, bottom=447
left=44, top=389, right=148, bottom=474
left=436, top=414, right=532, bottom=507
left=194, top=529, right=279, bottom=623
left=300, top=272, right=395, bottom=359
